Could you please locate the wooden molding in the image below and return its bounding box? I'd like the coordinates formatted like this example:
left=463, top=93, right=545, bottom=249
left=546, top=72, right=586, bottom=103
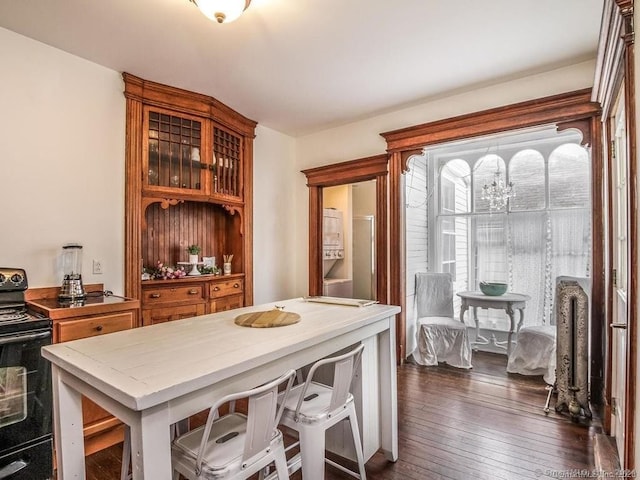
left=381, top=89, right=600, bottom=153
left=122, top=73, right=257, bottom=137
left=302, top=155, right=390, bottom=304
left=302, top=154, right=389, bottom=187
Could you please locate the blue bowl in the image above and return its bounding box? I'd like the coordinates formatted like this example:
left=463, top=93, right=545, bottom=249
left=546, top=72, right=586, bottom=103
left=479, top=282, right=508, bottom=296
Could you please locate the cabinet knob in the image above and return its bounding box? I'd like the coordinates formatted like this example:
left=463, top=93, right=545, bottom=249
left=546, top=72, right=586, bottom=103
left=151, top=293, right=161, bottom=298
left=233, top=283, right=240, bottom=288
left=213, top=286, right=220, bottom=292
left=188, top=289, right=199, bottom=295
left=96, top=325, right=103, bottom=332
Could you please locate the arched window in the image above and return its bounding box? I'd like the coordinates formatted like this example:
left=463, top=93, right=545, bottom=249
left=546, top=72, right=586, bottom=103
left=509, top=149, right=545, bottom=211
left=549, top=143, right=590, bottom=209
left=438, top=160, right=471, bottom=280
left=430, top=131, right=591, bottom=330
left=440, top=159, right=470, bottom=214
left=474, top=154, right=506, bottom=213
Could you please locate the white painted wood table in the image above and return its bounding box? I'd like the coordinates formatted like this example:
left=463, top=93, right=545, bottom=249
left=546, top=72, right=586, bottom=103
left=42, top=298, right=400, bottom=480
left=457, top=291, right=531, bottom=355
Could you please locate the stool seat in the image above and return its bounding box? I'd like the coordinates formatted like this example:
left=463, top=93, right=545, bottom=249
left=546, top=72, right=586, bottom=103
left=172, top=413, right=284, bottom=479
left=281, top=381, right=353, bottom=423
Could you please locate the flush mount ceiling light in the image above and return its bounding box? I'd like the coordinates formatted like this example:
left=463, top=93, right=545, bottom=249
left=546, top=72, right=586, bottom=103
left=189, top=0, right=251, bottom=24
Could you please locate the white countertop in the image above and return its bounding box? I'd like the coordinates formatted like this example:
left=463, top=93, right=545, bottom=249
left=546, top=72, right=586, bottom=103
left=42, top=297, right=400, bottom=411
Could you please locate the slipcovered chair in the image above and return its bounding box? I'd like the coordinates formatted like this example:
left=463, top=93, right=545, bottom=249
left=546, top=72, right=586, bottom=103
left=412, top=272, right=472, bottom=369
left=506, top=324, right=556, bottom=385
left=507, top=276, right=590, bottom=388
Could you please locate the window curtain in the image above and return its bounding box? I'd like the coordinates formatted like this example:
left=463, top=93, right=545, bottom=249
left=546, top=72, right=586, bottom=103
left=503, top=208, right=590, bottom=329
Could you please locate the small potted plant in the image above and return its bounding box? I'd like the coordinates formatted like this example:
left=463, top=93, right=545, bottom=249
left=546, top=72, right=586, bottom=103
left=187, top=244, right=201, bottom=265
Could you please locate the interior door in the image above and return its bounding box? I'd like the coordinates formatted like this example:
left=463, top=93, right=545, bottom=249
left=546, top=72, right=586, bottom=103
left=610, top=88, right=629, bottom=466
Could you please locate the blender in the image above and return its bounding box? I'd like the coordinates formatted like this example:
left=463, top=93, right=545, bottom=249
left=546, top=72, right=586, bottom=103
left=58, top=243, right=86, bottom=301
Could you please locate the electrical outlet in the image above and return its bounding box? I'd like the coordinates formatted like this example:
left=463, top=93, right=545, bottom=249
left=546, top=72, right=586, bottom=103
left=92, top=260, right=103, bottom=274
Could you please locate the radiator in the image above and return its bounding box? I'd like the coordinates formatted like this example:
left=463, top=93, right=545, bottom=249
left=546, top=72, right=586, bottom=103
left=555, top=278, right=592, bottom=419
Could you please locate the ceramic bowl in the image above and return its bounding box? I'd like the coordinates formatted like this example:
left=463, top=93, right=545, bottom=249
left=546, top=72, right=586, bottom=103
left=479, top=281, right=508, bottom=296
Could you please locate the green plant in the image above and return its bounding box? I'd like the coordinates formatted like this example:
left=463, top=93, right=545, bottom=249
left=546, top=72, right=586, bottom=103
left=187, top=244, right=201, bottom=255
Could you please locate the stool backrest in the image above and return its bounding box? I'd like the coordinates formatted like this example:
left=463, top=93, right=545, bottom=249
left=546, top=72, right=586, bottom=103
left=295, top=344, right=364, bottom=418
left=195, top=369, right=296, bottom=474
left=415, top=272, right=454, bottom=318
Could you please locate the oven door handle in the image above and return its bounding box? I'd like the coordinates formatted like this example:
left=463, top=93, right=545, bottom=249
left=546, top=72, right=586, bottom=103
left=0, top=459, right=27, bottom=479
left=0, top=331, right=51, bottom=345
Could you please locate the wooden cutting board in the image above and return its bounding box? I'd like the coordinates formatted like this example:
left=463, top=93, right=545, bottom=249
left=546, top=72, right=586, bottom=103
left=234, top=309, right=300, bottom=328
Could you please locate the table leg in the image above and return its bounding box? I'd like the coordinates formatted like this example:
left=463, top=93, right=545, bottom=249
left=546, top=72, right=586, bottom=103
left=516, top=308, right=525, bottom=332
left=459, top=300, right=468, bottom=324
left=506, top=304, right=516, bottom=357
left=129, top=405, right=172, bottom=480
left=378, top=321, right=398, bottom=462
left=52, top=366, right=86, bottom=480
left=473, top=306, right=479, bottom=339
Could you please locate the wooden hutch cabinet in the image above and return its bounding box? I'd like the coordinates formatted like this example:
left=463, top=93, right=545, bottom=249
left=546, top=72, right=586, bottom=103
left=123, top=74, right=256, bottom=323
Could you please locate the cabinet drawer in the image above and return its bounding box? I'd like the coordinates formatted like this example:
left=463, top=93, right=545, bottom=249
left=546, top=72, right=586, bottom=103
left=210, top=294, right=244, bottom=313
left=142, top=304, right=206, bottom=325
left=144, top=285, right=205, bottom=305
left=58, top=312, right=134, bottom=343
left=210, top=279, right=244, bottom=299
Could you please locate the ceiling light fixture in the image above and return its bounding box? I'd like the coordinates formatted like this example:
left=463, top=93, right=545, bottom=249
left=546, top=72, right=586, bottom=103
left=481, top=170, right=515, bottom=211
left=189, top=0, right=251, bottom=24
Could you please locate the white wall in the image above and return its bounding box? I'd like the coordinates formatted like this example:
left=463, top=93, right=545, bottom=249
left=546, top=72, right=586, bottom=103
left=0, top=28, right=125, bottom=292
left=293, top=60, right=597, bottom=296
left=0, top=27, right=299, bottom=303
left=252, top=124, right=298, bottom=303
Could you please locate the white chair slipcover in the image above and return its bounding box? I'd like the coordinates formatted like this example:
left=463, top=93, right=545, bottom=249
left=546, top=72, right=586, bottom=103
left=412, top=272, right=472, bottom=369
left=506, top=324, right=556, bottom=384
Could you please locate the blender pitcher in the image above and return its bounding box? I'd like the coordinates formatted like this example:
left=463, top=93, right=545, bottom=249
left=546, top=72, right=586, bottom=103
left=58, top=243, right=86, bottom=300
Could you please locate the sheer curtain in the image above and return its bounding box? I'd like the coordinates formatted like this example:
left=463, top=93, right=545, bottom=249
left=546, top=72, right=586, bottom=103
left=505, top=209, right=590, bottom=328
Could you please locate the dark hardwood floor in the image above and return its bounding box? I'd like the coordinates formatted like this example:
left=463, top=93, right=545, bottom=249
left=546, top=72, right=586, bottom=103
left=76, top=352, right=599, bottom=480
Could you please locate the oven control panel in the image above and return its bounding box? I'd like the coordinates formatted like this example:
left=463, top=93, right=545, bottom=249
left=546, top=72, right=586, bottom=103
left=0, top=268, right=28, bottom=291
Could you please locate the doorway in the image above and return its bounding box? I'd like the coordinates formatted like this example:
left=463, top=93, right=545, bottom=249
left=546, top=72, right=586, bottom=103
left=322, top=181, right=377, bottom=300
left=302, top=154, right=388, bottom=303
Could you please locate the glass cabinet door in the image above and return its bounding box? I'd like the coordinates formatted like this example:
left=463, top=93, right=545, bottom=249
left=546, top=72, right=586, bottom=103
left=145, top=108, right=204, bottom=192
left=211, top=125, right=242, bottom=199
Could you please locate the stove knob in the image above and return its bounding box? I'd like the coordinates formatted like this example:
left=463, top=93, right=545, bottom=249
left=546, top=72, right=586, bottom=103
left=0, top=273, right=5, bottom=284
left=10, top=273, right=23, bottom=285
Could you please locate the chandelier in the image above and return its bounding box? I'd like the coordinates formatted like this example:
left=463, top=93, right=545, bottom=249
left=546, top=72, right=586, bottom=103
left=189, top=0, right=251, bottom=24
left=481, top=170, right=515, bottom=211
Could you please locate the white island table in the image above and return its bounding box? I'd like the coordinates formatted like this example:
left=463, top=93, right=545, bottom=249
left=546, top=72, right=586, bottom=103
left=42, top=297, right=400, bottom=480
